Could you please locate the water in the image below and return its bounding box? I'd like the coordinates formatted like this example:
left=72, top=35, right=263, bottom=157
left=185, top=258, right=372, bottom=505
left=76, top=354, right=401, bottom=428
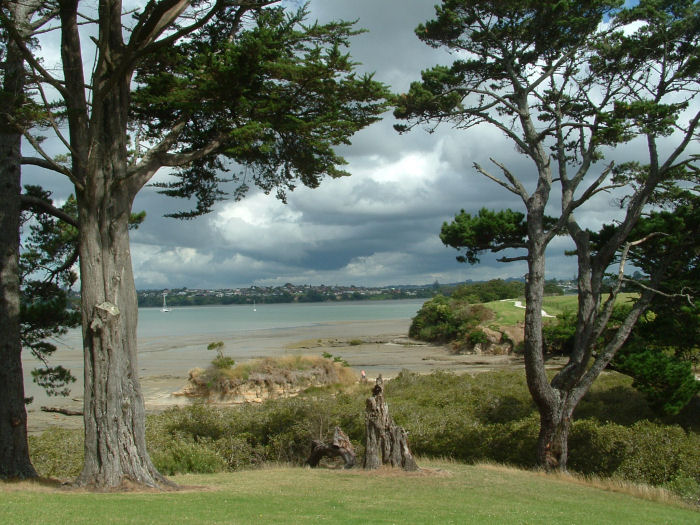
left=25, top=299, right=425, bottom=415
left=136, top=299, right=426, bottom=339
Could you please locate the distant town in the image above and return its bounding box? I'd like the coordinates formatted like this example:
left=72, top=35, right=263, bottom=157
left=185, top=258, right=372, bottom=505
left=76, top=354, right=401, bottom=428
left=137, top=282, right=437, bottom=307
left=137, top=279, right=578, bottom=307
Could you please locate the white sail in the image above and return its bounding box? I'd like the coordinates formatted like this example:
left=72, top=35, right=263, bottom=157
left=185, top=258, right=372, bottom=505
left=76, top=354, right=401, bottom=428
left=161, top=293, right=171, bottom=312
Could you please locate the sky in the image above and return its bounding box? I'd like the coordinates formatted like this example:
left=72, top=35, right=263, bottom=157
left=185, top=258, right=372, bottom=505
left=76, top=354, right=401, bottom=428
left=22, top=0, right=697, bottom=290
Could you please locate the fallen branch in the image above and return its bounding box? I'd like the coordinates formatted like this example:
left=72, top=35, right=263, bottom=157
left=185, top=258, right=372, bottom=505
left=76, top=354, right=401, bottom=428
left=41, top=406, right=83, bottom=416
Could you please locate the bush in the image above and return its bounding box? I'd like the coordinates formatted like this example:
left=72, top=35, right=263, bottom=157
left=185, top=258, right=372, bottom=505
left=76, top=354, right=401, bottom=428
left=150, top=436, right=227, bottom=475
left=28, top=427, right=83, bottom=479
left=409, top=295, right=494, bottom=346
left=467, top=329, right=488, bottom=346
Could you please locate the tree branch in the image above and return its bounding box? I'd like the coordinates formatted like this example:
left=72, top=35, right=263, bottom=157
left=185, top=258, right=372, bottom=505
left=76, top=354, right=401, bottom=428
left=20, top=194, right=79, bottom=228
left=21, top=156, right=72, bottom=177
left=497, top=255, right=528, bottom=263
left=0, top=8, right=69, bottom=98
left=473, top=162, right=521, bottom=197
left=622, top=277, right=695, bottom=306
left=489, top=158, right=530, bottom=201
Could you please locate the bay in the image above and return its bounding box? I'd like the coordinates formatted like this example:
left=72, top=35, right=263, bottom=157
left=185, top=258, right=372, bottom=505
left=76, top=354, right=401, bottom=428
left=25, top=299, right=425, bottom=419
left=137, top=298, right=426, bottom=339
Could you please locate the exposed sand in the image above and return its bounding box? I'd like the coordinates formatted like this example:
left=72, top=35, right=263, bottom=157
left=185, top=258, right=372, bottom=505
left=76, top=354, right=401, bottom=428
left=25, top=318, right=529, bottom=434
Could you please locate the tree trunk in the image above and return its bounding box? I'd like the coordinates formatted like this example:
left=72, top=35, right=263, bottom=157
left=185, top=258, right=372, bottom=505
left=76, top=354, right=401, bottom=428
left=0, top=1, right=38, bottom=480
left=536, top=396, right=575, bottom=471
left=522, top=207, right=569, bottom=470
left=74, top=179, right=169, bottom=489
left=363, top=376, right=418, bottom=471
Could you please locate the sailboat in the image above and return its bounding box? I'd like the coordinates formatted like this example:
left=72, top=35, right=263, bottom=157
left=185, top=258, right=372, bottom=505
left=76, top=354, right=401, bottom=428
left=253, top=299, right=256, bottom=312
left=161, top=292, right=171, bottom=312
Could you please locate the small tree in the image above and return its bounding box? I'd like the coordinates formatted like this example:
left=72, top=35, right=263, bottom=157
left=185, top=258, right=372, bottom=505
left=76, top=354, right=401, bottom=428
left=395, top=0, right=700, bottom=470
left=207, top=341, right=234, bottom=369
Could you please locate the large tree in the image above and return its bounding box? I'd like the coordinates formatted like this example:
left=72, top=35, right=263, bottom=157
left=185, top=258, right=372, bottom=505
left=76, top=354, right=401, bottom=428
left=0, top=0, right=56, bottom=480
left=1, top=0, right=387, bottom=488
left=395, top=0, right=699, bottom=470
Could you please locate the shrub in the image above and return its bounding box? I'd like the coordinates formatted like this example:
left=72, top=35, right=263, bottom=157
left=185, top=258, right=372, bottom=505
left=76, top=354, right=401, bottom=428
left=28, top=368, right=699, bottom=503
left=409, top=295, right=494, bottom=345
left=150, top=436, right=227, bottom=475
left=467, top=329, right=488, bottom=346
left=28, top=427, right=83, bottom=479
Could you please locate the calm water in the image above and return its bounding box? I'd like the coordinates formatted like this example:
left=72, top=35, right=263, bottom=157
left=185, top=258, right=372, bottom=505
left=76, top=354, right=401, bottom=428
left=56, top=299, right=426, bottom=347
left=137, top=299, right=426, bottom=338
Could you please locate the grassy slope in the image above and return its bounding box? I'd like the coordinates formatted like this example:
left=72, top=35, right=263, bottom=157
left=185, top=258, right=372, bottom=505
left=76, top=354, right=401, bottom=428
left=485, top=293, right=638, bottom=326
left=2, top=461, right=697, bottom=524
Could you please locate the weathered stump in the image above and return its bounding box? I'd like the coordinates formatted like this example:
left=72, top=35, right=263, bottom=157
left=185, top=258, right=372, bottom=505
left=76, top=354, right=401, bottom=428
left=306, top=427, right=356, bottom=469
left=363, top=376, right=418, bottom=471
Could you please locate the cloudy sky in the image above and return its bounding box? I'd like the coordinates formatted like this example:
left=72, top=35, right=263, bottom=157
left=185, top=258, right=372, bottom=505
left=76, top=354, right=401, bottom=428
left=23, top=0, right=697, bottom=290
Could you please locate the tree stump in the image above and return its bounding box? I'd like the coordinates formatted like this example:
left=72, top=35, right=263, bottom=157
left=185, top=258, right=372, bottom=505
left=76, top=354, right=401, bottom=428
left=306, top=427, right=356, bottom=469
left=363, top=376, right=418, bottom=471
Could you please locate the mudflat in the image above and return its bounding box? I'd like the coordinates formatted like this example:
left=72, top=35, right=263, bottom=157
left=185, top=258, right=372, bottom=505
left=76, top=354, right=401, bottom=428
left=25, top=318, right=526, bottom=433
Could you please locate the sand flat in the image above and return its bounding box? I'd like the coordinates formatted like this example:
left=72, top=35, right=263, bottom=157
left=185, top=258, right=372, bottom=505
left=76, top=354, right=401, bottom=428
left=25, top=318, right=526, bottom=433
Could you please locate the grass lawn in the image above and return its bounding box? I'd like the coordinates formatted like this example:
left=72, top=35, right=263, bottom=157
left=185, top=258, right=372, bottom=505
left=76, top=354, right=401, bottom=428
left=1, top=461, right=696, bottom=524
left=485, top=294, right=638, bottom=326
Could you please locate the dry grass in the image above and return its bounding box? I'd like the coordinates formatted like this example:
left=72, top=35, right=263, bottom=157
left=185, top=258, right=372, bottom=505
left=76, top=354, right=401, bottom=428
left=475, top=461, right=694, bottom=510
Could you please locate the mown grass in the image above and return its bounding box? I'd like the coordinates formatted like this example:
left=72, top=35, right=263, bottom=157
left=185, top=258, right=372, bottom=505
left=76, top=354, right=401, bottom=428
left=484, top=293, right=639, bottom=326
left=1, top=461, right=697, bottom=524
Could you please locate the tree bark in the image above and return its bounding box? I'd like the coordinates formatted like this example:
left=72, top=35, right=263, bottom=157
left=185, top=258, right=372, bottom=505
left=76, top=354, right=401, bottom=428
left=363, top=376, right=417, bottom=471
left=0, top=0, right=38, bottom=480
left=74, top=178, right=170, bottom=488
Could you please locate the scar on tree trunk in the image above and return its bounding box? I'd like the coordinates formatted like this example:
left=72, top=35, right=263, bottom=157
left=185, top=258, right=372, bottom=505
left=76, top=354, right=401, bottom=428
left=306, top=427, right=356, bottom=469
left=364, top=376, right=418, bottom=471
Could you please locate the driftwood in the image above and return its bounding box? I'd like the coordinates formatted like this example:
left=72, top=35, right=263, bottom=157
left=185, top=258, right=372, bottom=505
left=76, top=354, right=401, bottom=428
left=306, top=427, right=356, bottom=468
left=41, top=406, right=83, bottom=416
left=364, top=376, right=418, bottom=471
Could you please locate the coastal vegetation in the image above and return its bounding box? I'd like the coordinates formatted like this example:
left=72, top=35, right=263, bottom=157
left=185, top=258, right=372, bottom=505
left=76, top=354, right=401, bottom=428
left=25, top=369, right=700, bottom=505
left=182, top=354, right=356, bottom=401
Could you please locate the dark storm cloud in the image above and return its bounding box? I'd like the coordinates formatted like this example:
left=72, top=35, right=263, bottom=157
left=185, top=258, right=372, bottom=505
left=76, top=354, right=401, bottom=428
left=23, top=0, right=693, bottom=290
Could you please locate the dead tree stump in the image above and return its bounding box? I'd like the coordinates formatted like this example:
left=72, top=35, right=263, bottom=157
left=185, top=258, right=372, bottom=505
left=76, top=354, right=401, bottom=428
left=306, top=427, right=356, bottom=469
left=363, top=376, right=418, bottom=471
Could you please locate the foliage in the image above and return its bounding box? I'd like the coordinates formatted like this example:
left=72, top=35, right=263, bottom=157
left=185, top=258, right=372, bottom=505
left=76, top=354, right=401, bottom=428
left=467, top=329, right=488, bottom=346
left=612, top=331, right=700, bottom=416
left=133, top=5, right=390, bottom=217
left=450, top=279, right=526, bottom=303
left=321, top=351, right=349, bottom=367
left=206, top=341, right=235, bottom=369
left=19, top=186, right=80, bottom=398
left=188, top=355, right=356, bottom=397
left=28, top=369, right=699, bottom=502
left=441, top=209, right=558, bottom=265
left=544, top=304, right=699, bottom=416
left=408, top=294, right=493, bottom=346
left=542, top=309, right=578, bottom=356
left=27, top=427, right=83, bottom=479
